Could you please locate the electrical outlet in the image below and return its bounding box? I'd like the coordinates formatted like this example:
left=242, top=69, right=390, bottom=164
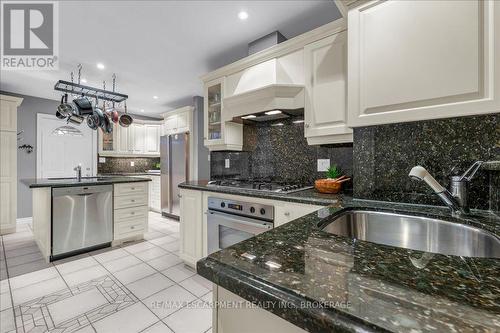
left=317, top=159, right=330, bottom=172
left=225, top=158, right=230, bottom=168
left=130, top=161, right=135, bottom=167
left=98, top=157, right=106, bottom=163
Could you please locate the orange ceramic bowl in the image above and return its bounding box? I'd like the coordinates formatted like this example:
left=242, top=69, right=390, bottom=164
left=315, top=179, right=342, bottom=194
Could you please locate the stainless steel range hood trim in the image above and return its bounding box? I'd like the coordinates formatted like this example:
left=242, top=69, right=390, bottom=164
left=222, top=84, right=304, bottom=122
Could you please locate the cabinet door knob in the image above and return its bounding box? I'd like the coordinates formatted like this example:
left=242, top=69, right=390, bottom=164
left=131, top=226, right=135, bottom=229
left=284, top=212, right=290, bottom=217
left=131, top=212, right=135, bottom=215
left=131, top=199, right=136, bottom=202
left=305, top=124, right=310, bottom=128
left=178, top=194, right=182, bottom=198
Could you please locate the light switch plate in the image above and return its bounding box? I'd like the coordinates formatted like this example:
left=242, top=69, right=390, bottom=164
left=130, top=161, right=135, bottom=167
left=317, top=159, right=330, bottom=172
left=98, top=157, right=106, bottom=163
left=225, top=158, right=230, bottom=169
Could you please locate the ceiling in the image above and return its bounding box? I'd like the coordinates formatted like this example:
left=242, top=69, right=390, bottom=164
left=0, top=1, right=341, bottom=117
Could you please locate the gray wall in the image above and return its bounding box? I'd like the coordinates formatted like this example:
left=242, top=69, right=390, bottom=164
left=0, top=92, right=60, bottom=219
left=193, top=96, right=210, bottom=180
left=1, top=90, right=162, bottom=219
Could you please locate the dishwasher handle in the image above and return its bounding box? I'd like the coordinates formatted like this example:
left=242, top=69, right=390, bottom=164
left=52, top=185, right=113, bottom=197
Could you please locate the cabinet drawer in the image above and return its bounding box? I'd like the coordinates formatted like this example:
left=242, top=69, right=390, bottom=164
left=114, top=218, right=145, bottom=239
left=114, top=193, right=148, bottom=209
left=114, top=182, right=148, bottom=196
left=114, top=205, right=148, bottom=222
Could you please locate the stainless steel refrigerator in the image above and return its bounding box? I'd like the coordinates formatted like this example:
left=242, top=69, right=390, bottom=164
left=161, top=132, right=189, bottom=219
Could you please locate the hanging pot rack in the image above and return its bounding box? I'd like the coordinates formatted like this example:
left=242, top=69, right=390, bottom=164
left=54, top=64, right=128, bottom=103
left=54, top=80, right=128, bottom=103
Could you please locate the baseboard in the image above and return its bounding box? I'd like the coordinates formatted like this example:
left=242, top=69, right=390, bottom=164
left=17, top=217, right=33, bottom=224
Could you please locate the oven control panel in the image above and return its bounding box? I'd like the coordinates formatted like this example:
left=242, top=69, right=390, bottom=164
left=208, top=197, right=274, bottom=221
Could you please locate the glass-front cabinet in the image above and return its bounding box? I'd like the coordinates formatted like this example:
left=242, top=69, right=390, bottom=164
left=205, top=78, right=223, bottom=143
left=203, top=77, right=242, bottom=151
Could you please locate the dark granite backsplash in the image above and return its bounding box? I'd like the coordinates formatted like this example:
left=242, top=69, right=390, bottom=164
left=353, top=114, right=499, bottom=211
left=210, top=116, right=353, bottom=187
left=98, top=156, right=160, bottom=174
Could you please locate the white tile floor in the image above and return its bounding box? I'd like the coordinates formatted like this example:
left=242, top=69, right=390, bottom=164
left=0, top=212, right=213, bottom=333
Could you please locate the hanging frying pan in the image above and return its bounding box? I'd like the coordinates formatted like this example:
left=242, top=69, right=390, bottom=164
left=119, top=101, right=133, bottom=127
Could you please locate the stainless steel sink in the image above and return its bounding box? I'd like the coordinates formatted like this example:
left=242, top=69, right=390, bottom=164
left=47, top=177, right=110, bottom=182
left=322, top=210, right=500, bottom=258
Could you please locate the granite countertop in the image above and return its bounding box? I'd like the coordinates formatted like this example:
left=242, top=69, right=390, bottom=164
left=22, top=176, right=152, bottom=188
left=179, top=180, right=345, bottom=206
left=98, top=172, right=161, bottom=176
left=197, top=197, right=500, bottom=332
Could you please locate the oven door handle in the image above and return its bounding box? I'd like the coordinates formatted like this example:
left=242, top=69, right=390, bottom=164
left=206, top=210, right=273, bottom=230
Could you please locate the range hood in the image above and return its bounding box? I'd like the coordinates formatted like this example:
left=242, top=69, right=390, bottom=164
left=223, top=84, right=304, bottom=122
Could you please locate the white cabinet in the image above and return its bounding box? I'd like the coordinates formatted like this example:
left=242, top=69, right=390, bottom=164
left=149, top=175, right=161, bottom=212
left=203, top=78, right=243, bottom=151
left=347, top=0, right=500, bottom=127
left=179, top=188, right=203, bottom=267
left=129, top=123, right=145, bottom=153
left=100, top=120, right=161, bottom=157
left=275, top=202, right=323, bottom=227
left=113, top=182, right=149, bottom=244
left=145, top=124, right=160, bottom=154
left=304, top=31, right=352, bottom=145
left=162, top=106, right=192, bottom=136
left=0, top=95, right=22, bottom=235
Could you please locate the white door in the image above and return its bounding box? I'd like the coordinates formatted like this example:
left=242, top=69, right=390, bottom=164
left=304, top=31, right=352, bottom=144
left=144, top=124, right=160, bottom=154
left=347, top=0, right=500, bottom=126
left=37, top=114, right=97, bottom=178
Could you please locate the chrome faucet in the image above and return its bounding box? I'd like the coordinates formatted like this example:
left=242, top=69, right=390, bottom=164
left=74, top=164, right=82, bottom=182
left=409, top=161, right=483, bottom=216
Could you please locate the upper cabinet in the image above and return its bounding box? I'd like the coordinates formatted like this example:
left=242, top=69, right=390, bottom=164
left=162, top=106, right=192, bottom=136
left=304, top=31, right=352, bottom=144
left=98, top=120, right=161, bottom=157
left=203, top=78, right=243, bottom=151
left=347, top=0, right=500, bottom=127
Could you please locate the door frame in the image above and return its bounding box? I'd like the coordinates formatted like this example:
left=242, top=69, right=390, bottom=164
left=36, top=113, right=97, bottom=178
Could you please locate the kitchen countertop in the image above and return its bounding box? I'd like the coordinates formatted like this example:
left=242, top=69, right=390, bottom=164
left=22, top=176, right=152, bottom=188
left=196, top=192, right=500, bottom=332
left=98, top=172, right=161, bottom=176
left=179, top=180, right=345, bottom=206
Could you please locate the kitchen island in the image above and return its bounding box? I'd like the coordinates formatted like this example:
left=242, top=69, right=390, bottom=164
left=22, top=176, right=152, bottom=262
left=188, top=181, right=500, bottom=332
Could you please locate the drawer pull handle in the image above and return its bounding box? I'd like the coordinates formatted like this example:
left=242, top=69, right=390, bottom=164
left=131, top=187, right=135, bottom=190
left=131, top=226, right=135, bottom=229
left=284, top=212, right=290, bottom=216
left=131, top=199, right=136, bottom=202
left=131, top=212, right=135, bottom=215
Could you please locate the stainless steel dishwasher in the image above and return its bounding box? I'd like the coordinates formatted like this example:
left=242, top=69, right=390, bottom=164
left=52, top=185, right=113, bottom=260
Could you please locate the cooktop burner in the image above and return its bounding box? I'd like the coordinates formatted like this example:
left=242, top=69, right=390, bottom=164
left=207, top=179, right=312, bottom=193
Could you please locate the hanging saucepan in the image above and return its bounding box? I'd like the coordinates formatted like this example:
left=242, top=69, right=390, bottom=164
left=106, top=74, right=120, bottom=123
left=87, top=97, right=101, bottom=130
left=98, top=99, right=113, bottom=133
left=66, top=110, right=84, bottom=125
left=73, top=95, right=93, bottom=116
left=56, top=94, right=73, bottom=119
left=119, top=101, right=133, bottom=127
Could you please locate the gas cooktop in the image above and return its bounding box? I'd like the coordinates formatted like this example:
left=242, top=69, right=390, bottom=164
left=207, top=179, right=313, bottom=193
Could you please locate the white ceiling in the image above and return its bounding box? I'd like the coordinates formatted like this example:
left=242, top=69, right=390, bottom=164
left=0, top=1, right=341, bottom=117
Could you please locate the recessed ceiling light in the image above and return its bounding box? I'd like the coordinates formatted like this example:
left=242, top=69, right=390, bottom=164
left=80, top=78, right=87, bottom=83
left=238, top=11, right=248, bottom=20
left=140, top=109, right=145, bottom=112
left=153, top=96, right=159, bottom=100
left=265, top=110, right=282, bottom=115
left=96, top=63, right=105, bottom=70
left=241, top=115, right=256, bottom=119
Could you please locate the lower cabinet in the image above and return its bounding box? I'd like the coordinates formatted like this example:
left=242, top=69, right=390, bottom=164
left=215, top=286, right=307, bottom=333
left=179, top=189, right=204, bottom=267
left=113, top=182, right=149, bottom=244
left=149, top=175, right=161, bottom=212
left=178, top=189, right=324, bottom=267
